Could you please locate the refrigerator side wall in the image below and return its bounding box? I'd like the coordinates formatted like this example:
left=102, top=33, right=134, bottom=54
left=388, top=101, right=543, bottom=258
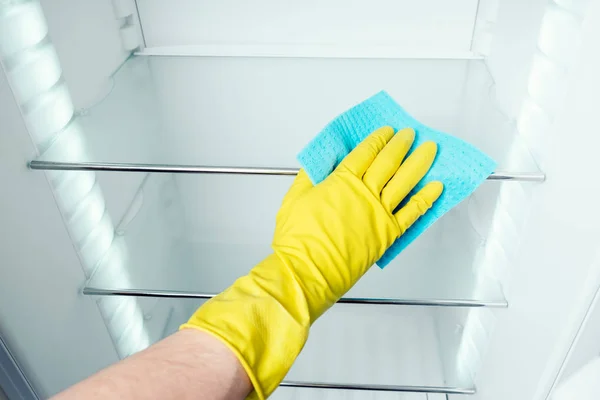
left=39, top=0, right=146, bottom=222
left=463, top=1, right=600, bottom=399
left=39, top=0, right=130, bottom=108
left=0, top=0, right=145, bottom=396
left=0, top=65, right=119, bottom=398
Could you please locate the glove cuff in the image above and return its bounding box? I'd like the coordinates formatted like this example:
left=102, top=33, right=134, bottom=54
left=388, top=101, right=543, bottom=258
left=181, top=253, right=311, bottom=399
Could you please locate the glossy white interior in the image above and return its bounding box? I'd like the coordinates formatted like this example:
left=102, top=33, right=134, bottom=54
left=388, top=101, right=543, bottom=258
left=38, top=55, right=539, bottom=176
left=136, top=0, right=479, bottom=57
left=4, top=1, right=600, bottom=399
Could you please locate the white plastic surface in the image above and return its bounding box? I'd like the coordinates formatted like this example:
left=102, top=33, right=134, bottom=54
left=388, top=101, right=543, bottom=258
left=552, top=254, right=600, bottom=390
left=0, top=0, right=165, bottom=396
left=86, top=172, right=506, bottom=306
left=288, top=305, right=449, bottom=387
left=552, top=357, right=600, bottom=400
left=0, top=60, right=119, bottom=398
left=152, top=298, right=474, bottom=393
left=270, top=389, right=428, bottom=400
left=7, top=0, right=599, bottom=399
left=464, top=1, right=600, bottom=400
left=37, top=55, right=540, bottom=179
left=137, top=0, right=479, bottom=57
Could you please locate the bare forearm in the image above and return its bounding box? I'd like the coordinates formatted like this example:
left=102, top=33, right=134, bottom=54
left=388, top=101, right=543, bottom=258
left=52, top=329, right=252, bottom=400
left=52, top=128, right=440, bottom=400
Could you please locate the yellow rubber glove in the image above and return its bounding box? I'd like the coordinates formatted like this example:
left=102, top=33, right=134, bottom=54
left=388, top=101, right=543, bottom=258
left=182, top=126, right=443, bottom=399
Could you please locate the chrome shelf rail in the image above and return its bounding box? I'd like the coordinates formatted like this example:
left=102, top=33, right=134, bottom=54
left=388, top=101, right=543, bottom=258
left=83, top=287, right=508, bottom=308
left=279, top=381, right=475, bottom=395
left=30, top=161, right=545, bottom=182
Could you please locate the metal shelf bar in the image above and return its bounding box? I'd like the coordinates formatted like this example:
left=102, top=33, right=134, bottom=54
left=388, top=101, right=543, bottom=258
left=30, top=161, right=545, bottom=182
left=82, top=287, right=508, bottom=308
left=278, top=381, right=475, bottom=394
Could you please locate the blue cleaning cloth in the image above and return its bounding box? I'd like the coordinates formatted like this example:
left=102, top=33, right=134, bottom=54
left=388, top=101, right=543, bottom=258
left=297, top=91, right=496, bottom=268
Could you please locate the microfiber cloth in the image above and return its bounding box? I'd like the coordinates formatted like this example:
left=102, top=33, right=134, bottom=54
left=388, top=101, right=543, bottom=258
left=297, top=91, right=496, bottom=268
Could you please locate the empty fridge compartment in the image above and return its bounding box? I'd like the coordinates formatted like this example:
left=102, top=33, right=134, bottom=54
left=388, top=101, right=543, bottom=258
left=136, top=0, right=482, bottom=59
left=270, top=389, right=433, bottom=400
left=83, top=172, right=506, bottom=307
left=30, top=55, right=543, bottom=182
left=144, top=298, right=481, bottom=395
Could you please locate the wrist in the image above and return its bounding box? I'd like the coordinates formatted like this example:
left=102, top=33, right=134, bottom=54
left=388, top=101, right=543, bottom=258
left=182, top=253, right=312, bottom=399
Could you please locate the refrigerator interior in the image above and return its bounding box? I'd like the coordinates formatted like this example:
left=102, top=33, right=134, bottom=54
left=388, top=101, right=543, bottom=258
left=2, top=0, right=597, bottom=399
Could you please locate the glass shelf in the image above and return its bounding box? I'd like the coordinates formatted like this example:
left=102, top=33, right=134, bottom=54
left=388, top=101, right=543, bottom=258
left=84, top=173, right=507, bottom=307
left=138, top=298, right=477, bottom=395
left=31, top=55, right=543, bottom=182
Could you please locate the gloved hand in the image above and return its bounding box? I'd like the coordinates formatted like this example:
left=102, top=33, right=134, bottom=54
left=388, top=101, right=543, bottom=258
left=182, top=126, right=443, bottom=399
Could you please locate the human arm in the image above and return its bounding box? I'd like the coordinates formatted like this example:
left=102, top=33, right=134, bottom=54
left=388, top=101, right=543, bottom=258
left=52, top=329, right=252, bottom=400
left=182, top=126, right=443, bottom=399
left=52, top=126, right=442, bottom=400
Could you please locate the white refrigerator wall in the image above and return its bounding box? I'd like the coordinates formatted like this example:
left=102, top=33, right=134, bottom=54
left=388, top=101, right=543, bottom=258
left=457, top=1, right=600, bottom=400
left=0, top=55, right=119, bottom=399
left=38, top=0, right=143, bottom=218
left=38, top=0, right=192, bottom=355
left=1, top=0, right=154, bottom=396
left=136, top=0, right=480, bottom=57
left=2, top=0, right=600, bottom=399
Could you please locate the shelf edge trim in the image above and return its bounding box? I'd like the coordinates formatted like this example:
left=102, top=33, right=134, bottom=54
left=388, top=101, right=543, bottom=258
left=279, top=381, right=476, bottom=394
left=135, top=46, right=484, bottom=60
left=82, top=287, right=508, bottom=308
left=30, top=161, right=545, bottom=182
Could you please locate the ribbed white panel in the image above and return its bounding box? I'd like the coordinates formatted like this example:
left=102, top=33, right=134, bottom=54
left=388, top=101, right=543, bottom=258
left=109, top=0, right=141, bottom=51
left=456, top=0, right=588, bottom=385
left=0, top=0, right=148, bottom=358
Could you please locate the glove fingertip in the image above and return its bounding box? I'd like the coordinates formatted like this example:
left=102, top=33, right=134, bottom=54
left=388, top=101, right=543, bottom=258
left=422, top=181, right=444, bottom=204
